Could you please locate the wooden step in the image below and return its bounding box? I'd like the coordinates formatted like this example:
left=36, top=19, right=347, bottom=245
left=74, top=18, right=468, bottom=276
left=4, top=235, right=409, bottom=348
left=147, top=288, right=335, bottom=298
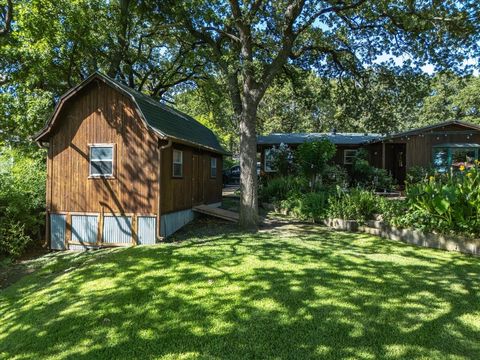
left=193, top=205, right=239, bottom=222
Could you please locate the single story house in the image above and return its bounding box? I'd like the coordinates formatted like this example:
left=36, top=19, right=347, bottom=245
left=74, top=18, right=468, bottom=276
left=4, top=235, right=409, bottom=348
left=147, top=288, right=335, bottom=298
left=35, top=72, right=226, bottom=250
left=258, top=120, right=480, bottom=184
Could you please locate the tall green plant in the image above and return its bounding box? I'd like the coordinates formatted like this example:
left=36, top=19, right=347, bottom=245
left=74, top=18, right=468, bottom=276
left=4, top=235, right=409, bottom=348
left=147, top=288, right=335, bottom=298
left=259, top=176, right=308, bottom=203
left=0, top=148, right=46, bottom=257
left=327, top=188, right=379, bottom=223
left=406, top=165, right=480, bottom=234
left=296, top=140, right=336, bottom=190
left=351, top=148, right=394, bottom=191
left=269, top=143, right=296, bottom=176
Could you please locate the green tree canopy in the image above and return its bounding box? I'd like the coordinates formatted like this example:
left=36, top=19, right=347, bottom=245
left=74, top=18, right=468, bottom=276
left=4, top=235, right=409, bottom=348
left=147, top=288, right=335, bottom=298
left=419, top=72, right=480, bottom=126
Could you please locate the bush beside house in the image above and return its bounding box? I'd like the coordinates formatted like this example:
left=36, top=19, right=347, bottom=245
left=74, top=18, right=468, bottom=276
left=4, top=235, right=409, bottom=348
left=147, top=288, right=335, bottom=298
left=260, top=140, right=480, bottom=239
left=0, top=149, right=46, bottom=258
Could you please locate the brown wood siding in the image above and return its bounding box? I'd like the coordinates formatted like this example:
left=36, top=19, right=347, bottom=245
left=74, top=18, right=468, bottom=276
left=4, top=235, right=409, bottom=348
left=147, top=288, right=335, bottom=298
left=365, top=142, right=383, bottom=168
left=160, top=146, right=223, bottom=214
left=387, top=130, right=480, bottom=169
left=257, top=124, right=480, bottom=181
left=48, top=81, right=159, bottom=215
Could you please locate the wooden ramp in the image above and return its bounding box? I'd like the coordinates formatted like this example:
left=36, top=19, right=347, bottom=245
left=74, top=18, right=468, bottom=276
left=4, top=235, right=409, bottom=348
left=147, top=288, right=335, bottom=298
left=193, top=205, right=239, bottom=222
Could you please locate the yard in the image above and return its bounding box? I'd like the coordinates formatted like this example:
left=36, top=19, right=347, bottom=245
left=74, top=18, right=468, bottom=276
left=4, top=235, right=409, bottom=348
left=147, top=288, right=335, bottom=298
left=1, top=219, right=479, bottom=360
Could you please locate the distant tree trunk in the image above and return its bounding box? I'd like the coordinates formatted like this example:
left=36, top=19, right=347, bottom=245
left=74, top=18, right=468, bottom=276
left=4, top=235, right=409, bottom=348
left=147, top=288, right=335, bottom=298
left=0, top=0, right=12, bottom=37
left=107, top=0, right=130, bottom=78
left=239, top=98, right=259, bottom=228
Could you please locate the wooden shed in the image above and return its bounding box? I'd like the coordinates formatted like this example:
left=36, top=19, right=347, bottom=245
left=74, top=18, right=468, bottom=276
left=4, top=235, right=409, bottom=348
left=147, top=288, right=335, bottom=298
left=35, top=72, right=227, bottom=250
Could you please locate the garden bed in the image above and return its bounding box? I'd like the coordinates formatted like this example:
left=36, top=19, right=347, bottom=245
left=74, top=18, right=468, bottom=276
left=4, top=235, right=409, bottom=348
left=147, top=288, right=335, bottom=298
left=323, top=218, right=480, bottom=256
left=361, top=220, right=480, bottom=256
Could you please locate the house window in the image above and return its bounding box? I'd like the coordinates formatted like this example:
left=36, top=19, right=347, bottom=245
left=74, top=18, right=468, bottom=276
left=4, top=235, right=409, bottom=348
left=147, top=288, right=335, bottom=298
left=433, top=145, right=479, bottom=173
left=210, top=157, right=217, bottom=178
left=172, top=149, right=183, bottom=177
left=89, top=145, right=114, bottom=177
left=343, top=149, right=357, bottom=165
left=264, top=148, right=277, bottom=172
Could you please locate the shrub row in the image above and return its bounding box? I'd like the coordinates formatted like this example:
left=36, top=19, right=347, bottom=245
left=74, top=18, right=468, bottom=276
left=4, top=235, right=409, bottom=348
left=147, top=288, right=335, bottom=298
left=0, top=149, right=46, bottom=258
left=260, top=177, right=380, bottom=224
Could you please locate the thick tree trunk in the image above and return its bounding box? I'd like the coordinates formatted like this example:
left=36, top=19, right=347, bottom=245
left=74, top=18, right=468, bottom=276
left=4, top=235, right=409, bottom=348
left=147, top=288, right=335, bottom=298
left=239, top=101, right=259, bottom=229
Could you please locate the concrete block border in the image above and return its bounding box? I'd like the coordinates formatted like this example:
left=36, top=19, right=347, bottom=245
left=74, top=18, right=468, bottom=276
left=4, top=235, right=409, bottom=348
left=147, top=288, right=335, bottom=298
left=324, top=218, right=480, bottom=256
left=324, top=218, right=359, bottom=232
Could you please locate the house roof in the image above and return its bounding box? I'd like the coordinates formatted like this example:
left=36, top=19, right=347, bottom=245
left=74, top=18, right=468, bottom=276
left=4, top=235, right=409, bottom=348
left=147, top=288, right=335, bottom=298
left=385, top=120, right=480, bottom=140
left=257, top=132, right=383, bottom=146
left=258, top=121, right=480, bottom=147
left=35, top=72, right=227, bottom=155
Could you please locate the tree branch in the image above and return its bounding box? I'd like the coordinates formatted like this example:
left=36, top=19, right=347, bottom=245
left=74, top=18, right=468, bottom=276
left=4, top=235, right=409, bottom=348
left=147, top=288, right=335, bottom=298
left=259, top=0, right=305, bottom=98
left=248, top=0, right=264, bottom=18
left=202, top=26, right=241, bottom=43
left=0, top=0, right=12, bottom=37
left=295, top=0, right=367, bottom=35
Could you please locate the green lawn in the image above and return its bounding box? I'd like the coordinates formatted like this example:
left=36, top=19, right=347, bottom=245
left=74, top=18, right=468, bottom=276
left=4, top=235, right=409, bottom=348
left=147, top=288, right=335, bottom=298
left=1, top=221, right=480, bottom=360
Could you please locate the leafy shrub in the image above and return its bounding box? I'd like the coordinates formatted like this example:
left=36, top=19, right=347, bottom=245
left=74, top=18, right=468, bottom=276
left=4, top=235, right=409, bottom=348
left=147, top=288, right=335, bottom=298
left=0, top=218, right=31, bottom=258
left=259, top=176, right=309, bottom=203
left=222, top=157, right=237, bottom=170
left=322, top=164, right=349, bottom=189
left=269, top=143, right=296, bottom=176
left=377, top=197, right=409, bottom=226
left=281, top=192, right=329, bottom=222
left=0, top=148, right=46, bottom=258
left=406, top=166, right=435, bottom=184
left=296, top=140, right=336, bottom=189
left=351, top=149, right=394, bottom=191
left=404, top=165, right=480, bottom=235
left=327, top=188, right=379, bottom=223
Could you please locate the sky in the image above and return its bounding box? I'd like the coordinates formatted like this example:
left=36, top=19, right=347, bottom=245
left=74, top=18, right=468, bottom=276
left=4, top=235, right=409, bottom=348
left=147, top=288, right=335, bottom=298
left=374, top=54, right=479, bottom=76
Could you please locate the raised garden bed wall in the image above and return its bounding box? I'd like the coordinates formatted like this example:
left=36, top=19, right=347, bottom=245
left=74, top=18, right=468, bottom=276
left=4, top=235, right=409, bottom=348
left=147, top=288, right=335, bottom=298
left=324, top=218, right=480, bottom=256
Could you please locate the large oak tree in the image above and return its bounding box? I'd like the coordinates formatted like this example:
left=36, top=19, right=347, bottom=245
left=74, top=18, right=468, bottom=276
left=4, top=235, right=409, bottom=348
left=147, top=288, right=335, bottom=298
left=0, top=0, right=206, bottom=146
left=158, top=0, right=479, bottom=228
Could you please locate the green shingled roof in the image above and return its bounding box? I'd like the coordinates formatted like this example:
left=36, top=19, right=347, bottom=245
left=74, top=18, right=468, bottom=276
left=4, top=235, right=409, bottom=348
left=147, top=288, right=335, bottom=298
left=103, top=74, right=227, bottom=154
left=35, top=72, right=227, bottom=154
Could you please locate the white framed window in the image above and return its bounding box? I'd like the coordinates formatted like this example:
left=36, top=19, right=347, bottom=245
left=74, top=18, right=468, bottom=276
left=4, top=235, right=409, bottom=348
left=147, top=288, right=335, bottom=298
left=172, top=149, right=183, bottom=177
left=264, top=148, right=277, bottom=172
left=343, top=149, right=357, bottom=165
left=210, top=157, right=217, bottom=178
left=89, top=144, right=114, bottom=177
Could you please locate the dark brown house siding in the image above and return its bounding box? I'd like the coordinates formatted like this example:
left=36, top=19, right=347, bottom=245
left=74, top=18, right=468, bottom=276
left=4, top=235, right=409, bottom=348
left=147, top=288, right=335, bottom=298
left=257, top=122, right=480, bottom=186
left=386, top=124, right=480, bottom=169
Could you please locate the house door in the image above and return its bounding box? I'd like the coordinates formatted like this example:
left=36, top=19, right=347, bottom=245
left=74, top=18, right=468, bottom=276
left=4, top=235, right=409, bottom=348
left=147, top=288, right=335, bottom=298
left=192, top=154, right=203, bottom=205
left=386, top=143, right=407, bottom=185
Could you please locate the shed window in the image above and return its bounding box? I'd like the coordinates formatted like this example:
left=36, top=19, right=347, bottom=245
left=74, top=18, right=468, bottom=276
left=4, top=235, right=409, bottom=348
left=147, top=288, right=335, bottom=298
left=89, top=145, right=114, bottom=177
left=344, top=149, right=357, bottom=165
left=172, top=149, right=183, bottom=177
left=264, top=149, right=277, bottom=172
left=210, top=157, right=217, bottom=178
left=433, top=145, right=479, bottom=173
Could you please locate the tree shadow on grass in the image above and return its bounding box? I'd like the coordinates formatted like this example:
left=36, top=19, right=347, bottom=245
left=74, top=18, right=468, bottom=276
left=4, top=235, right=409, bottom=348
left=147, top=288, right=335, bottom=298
left=1, top=220, right=479, bottom=359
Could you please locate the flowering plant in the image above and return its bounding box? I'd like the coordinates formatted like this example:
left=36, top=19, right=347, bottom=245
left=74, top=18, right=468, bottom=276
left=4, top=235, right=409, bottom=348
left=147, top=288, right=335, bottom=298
left=405, top=163, right=480, bottom=235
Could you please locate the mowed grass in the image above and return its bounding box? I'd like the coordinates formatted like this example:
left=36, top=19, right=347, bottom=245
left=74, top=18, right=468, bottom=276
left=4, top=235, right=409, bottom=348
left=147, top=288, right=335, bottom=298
left=1, top=221, right=480, bottom=360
